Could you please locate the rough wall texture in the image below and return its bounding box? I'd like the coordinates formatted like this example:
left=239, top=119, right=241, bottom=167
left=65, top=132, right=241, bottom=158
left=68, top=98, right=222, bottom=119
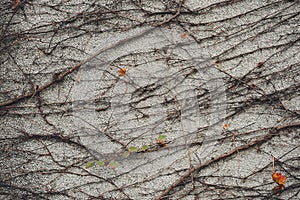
left=1, top=0, right=299, bottom=199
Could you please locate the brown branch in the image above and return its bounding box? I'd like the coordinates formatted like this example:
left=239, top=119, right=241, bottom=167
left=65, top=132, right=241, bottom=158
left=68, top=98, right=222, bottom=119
left=155, top=122, right=300, bottom=199
left=0, top=1, right=184, bottom=109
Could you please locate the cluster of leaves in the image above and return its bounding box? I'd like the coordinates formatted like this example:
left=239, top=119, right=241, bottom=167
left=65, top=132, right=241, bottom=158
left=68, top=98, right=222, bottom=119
left=85, top=135, right=167, bottom=169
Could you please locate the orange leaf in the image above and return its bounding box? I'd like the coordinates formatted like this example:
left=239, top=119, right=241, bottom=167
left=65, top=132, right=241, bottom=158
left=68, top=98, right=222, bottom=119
left=223, top=123, right=229, bottom=129
left=181, top=32, right=187, bottom=39
left=118, top=67, right=126, bottom=76
left=272, top=172, right=286, bottom=185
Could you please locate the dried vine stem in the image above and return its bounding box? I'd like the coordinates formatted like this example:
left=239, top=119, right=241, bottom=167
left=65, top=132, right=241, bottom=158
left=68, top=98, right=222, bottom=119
left=156, top=122, right=300, bottom=199
left=1, top=0, right=299, bottom=199
left=0, top=0, right=184, bottom=109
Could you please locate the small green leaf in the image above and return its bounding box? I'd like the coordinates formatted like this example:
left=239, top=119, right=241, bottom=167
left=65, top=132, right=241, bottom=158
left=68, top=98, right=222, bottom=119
left=157, top=134, right=167, bottom=141
left=108, top=160, right=119, bottom=169
left=128, top=146, right=139, bottom=153
left=86, top=161, right=94, bottom=168
left=141, top=145, right=149, bottom=151
left=96, top=160, right=105, bottom=167
left=122, top=151, right=130, bottom=158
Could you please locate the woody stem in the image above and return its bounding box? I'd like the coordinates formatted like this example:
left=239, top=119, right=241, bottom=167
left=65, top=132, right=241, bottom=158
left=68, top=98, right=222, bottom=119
left=272, top=156, right=275, bottom=173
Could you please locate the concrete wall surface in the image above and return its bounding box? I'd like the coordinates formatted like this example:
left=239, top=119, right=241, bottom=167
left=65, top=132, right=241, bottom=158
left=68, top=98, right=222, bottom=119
left=1, top=0, right=299, bottom=199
